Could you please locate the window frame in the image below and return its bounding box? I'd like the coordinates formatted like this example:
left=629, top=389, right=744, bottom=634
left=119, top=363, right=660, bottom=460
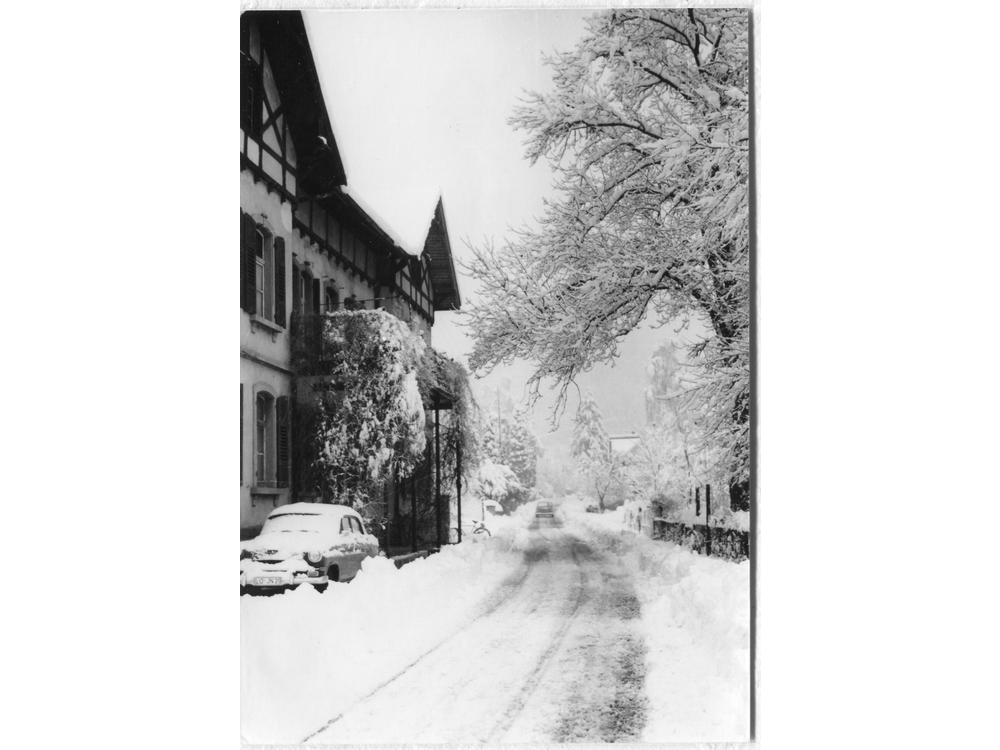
left=254, top=391, right=276, bottom=489
left=254, top=228, right=274, bottom=322
left=302, top=268, right=314, bottom=316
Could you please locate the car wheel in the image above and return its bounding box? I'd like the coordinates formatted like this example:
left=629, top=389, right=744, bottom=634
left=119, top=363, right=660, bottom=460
left=313, top=582, right=328, bottom=593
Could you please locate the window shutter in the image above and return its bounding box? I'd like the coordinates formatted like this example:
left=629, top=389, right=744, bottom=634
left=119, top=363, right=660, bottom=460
left=276, top=396, right=290, bottom=488
left=274, top=236, right=286, bottom=327
left=240, top=53, right=253, bottom=133
left=240, top=383, right=243, bottom=484
left=312, top=278, right=321, bottom=314
left=241, top=212, right=256, bottom=314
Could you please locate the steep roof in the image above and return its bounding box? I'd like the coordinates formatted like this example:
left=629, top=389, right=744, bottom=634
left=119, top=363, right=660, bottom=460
left=423, top=197, right=462, bottom=312
left=246, top=11, right=461, bottom=314
left=249, top=11, right=347, bottom=194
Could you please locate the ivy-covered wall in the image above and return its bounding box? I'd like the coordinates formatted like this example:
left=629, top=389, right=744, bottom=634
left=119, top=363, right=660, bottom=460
left=291, top=310, right=480, bottom=549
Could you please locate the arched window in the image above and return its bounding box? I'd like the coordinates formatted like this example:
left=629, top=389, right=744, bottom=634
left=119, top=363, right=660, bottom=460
left=255, top=392, right=274, bottom=487
left=254, top=390, right=290, bottom=490
left=325, top=286, right=338, bottom=313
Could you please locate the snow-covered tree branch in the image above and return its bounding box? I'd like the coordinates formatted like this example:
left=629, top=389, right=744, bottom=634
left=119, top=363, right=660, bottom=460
left=464, top=8, right=750, bottom=485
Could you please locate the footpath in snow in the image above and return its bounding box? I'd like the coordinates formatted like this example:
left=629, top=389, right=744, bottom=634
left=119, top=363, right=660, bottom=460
left=240, top=498, right=750, bottom=745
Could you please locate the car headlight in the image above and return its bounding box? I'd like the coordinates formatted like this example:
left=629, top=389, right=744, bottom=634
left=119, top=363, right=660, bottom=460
left=306, top=551, right=323, bottom=565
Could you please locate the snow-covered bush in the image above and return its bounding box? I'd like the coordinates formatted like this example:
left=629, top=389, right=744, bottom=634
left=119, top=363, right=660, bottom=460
left=303, top=310, right=427, bottom=508
left=469, top=457, right=531, bottom=515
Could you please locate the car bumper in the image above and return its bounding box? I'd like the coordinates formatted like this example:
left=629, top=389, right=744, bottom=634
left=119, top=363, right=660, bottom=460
left=241, top=570, right=329, bottom=589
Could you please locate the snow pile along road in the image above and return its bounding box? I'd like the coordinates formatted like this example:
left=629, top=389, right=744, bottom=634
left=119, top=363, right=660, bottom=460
left=562, top=498, right=751, bottom=742
left=240, top=516, right=526, bottom=745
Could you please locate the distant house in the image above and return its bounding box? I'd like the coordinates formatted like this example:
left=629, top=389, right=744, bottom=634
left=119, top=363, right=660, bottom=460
left=240, top=11, right=463, bottom=540
left=608, top=433, right=642, bottom=455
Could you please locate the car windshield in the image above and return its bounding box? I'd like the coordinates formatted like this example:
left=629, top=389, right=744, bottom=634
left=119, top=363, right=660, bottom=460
left=261, top=513, right=340, bottom=535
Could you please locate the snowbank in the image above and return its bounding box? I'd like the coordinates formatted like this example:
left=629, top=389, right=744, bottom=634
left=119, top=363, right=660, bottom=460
left=563, top=501, right=751, bottom=742
left=241, top=495, right=750, bottom=744
left=241, top=522, right=524, bottom=744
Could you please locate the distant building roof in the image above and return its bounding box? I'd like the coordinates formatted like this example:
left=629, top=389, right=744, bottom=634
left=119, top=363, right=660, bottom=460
left=609, top=433, right=642, bottom=454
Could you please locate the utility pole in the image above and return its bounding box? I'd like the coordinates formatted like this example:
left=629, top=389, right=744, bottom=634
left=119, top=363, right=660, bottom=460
left=705, top=483, right=712, bottom=556
left=497, top=389, right=502, bottom=459
left=435, top=394, right=441, bottom=547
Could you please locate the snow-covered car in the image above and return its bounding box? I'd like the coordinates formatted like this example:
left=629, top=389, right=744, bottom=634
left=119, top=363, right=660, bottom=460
left=536, top=501, right=554, bottom=518
left=241, top=503, right=380, bottom=594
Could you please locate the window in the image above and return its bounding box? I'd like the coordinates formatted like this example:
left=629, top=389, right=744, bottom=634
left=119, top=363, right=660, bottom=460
left=302, top=269, right=314, bottom=315
left=240, top=22, right=262, bottom=137
left=325, top=286, right=338, bottom=313
left=255, top=392, right=274, bottom=487
left=254, top=391, right=290, bottom=490
left=292, top=264, right=302, bottom=315
left=254, top=228, right=269, bottom=316
left=241, top=212, right=286, bottom=327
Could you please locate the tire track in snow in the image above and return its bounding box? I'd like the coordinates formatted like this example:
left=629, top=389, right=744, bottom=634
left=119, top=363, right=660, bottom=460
left=300, top=546, right=537, bottom=743
left=485, top=529, right=591, bottom=743
left=547, top=553, right=648, bottom=742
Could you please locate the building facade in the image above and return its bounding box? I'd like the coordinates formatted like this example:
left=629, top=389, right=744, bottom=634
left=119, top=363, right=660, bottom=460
left=240, top=11, right=461, bottom=539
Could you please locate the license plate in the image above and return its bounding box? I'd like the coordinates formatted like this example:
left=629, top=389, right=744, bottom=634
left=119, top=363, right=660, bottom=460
left=254, top=577, right=283, bottom=586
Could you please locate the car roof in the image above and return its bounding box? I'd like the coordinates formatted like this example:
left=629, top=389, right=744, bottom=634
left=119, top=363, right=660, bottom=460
left=267, top=502, right=358, bottom=520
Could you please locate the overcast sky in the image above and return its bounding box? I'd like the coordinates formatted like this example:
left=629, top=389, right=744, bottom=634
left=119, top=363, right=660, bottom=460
left=302, top=8, right=708, bottom=454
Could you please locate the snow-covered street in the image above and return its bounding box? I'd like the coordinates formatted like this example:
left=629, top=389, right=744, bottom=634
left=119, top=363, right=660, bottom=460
left=306, top=517, right=644, bottom=743
left=241, top=498, right=749, bottom=745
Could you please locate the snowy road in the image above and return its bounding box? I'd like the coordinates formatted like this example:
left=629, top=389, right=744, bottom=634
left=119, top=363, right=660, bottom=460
left=303, top=517, right=648, bottom=744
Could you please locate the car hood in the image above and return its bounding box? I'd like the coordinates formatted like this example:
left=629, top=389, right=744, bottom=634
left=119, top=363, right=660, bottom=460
left=242, top=530, right=341, bottom=557
left=242, top=530, right=378, bottom=557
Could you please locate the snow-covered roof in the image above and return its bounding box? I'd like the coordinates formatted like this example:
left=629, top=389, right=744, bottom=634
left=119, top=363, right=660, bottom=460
left=251, top=13, right=346, bottom=193
left=609, top=434, right=642, bottom=454
left=296, top=12, right=461, bottom=309
left=343, top=184, right=441, bottom=258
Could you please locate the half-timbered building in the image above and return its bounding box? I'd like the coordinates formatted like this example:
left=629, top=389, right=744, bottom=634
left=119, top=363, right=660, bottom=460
left=240, top=11, right=462, bottom=539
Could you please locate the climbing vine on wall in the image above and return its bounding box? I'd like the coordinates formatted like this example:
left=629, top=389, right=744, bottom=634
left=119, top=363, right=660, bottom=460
left=307, top=310, right=427, bottom=507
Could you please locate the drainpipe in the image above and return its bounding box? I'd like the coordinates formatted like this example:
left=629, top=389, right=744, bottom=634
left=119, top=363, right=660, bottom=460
left=411, top=472, right=417, bottom=554
left=435, top=393, right=442, bottom=547
left=456, top=438, right=462, bottom=543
